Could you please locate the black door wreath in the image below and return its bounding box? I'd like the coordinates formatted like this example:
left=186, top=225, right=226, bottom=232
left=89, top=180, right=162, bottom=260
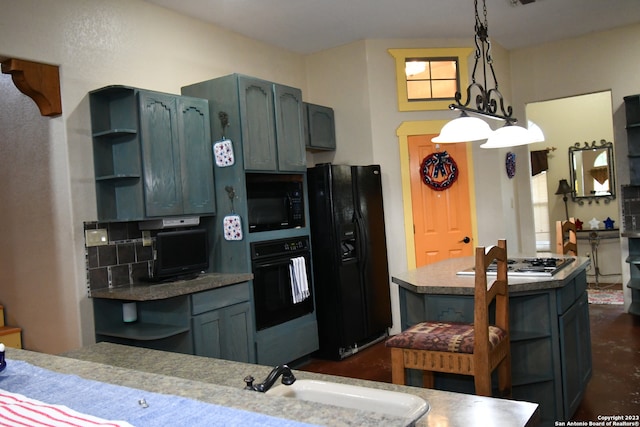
left=421, top=151, right=458, bottom=191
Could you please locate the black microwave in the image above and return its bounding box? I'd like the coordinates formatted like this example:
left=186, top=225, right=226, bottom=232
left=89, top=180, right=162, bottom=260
left=246, top=174, right=305, bottom=232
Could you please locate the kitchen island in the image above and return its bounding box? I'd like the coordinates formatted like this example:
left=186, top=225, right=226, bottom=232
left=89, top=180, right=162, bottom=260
left=4, top=343, right=539, bottom=427
left=392, top=256, right=591, bottom=427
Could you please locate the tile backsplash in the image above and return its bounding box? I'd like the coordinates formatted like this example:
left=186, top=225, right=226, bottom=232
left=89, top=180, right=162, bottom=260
left=84, top=221, right=154, bottom=292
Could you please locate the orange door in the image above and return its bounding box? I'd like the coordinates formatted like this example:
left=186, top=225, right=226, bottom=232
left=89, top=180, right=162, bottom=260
left=409, top=135, right=473, bottom=266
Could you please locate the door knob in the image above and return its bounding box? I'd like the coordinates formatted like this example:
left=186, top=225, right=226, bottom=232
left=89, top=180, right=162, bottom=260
left=460, top=236, right=471, bottom=244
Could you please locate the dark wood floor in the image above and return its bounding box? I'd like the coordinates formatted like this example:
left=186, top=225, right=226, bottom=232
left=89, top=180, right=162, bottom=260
left=299, top=301, right=640, bottom=422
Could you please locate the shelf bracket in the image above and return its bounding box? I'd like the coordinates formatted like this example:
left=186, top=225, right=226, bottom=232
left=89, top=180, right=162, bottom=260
left=1, top=58, right=62, bottom=117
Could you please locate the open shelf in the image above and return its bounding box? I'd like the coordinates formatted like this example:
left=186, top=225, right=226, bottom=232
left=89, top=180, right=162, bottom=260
left=96, top=323, right=190, bottom=341
left=627, top=278, right=640, bottom=290
left=93, top=129, right=138, bottom=140
left=95, top=175, right=141, bottom=182
left=625, top=255, right=640, bottom=264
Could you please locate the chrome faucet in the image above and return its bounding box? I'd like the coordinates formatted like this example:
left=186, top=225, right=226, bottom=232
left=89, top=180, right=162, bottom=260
left=244, top=364, right=296, bottom=392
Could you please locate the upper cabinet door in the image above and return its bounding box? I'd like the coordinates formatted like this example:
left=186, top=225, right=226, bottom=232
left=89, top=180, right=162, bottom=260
left=177, top=97, right=216, bottom=215
left=138, top=91, right=184, bottom=217
left=274, top=84, right=306, bottom=172
left=239, top=77, right=278, bottom=171
left=306, top=103, right=336, bottom=151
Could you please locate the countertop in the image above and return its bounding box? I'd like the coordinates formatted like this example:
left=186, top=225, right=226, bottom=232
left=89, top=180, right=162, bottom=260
left=392, top=256, right=590, bottom=295
left=89, top=272, right=253, bottom=301
left=2, top=343, right=541, bottom=427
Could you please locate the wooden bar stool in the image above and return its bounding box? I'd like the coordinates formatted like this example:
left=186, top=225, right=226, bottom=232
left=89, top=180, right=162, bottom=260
left=386, top=239, right=511, bottom=397
left=556, top=218, right=578, bottom=255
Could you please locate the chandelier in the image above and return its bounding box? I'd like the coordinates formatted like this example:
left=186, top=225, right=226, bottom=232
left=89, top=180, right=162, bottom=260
left=432, top=0, right=542, bottom=148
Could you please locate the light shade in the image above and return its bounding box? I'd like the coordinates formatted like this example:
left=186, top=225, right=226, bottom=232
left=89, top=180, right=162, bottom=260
left=480, top=123, right=533, bottom=149
left=432, top=113, right=493, bottom=143
left=555, top=179, right=572, bottom=195
left=527, top=120, right=545, bottom=143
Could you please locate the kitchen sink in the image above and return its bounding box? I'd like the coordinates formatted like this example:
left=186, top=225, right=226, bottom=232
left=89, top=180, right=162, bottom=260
left=266, top=379, right=429, bottom=424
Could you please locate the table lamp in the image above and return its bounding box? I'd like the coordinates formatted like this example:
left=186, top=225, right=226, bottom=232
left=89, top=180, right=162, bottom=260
left=555, top=179, right=572, bottom=221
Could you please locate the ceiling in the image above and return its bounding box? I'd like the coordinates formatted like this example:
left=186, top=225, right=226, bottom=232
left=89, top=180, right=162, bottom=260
left=145, top=0, right=640, bottom=54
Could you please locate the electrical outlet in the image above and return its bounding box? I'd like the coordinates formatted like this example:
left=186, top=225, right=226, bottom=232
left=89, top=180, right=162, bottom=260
left=85, top=229, right=108, bottom=247
left=142, top=230, right=152, bottom=247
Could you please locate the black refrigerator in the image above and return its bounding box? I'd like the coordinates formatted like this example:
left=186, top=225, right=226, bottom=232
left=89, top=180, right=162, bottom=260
left=307, top=163, right=392, bottom=360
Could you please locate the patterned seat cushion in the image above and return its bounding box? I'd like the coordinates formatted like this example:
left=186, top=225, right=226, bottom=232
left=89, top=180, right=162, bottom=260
left=385, top=321, right=507, bottom=354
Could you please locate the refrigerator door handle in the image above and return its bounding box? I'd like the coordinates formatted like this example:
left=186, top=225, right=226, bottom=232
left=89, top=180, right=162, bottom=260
left=354, top=213, right=368, bottom=268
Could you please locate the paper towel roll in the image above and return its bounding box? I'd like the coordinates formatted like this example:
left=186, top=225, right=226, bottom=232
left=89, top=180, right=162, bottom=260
left=122, top=302, right=137, bottom=323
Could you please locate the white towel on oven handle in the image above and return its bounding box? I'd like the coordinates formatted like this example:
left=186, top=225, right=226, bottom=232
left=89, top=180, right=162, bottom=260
left=289, top=256, right=310, bottom=304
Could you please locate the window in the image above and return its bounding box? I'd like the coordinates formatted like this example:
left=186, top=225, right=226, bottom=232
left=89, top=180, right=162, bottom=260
left=405, top=58, right=459, bottom=101
left=592, top=151, right=609, bottom=195
left=531, top=172, right=551, bottom=252
left=389, top=48, right=473, bottom=112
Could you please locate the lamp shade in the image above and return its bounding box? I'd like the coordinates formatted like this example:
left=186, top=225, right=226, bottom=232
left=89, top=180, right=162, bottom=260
left=555, top=179, right=572, bottom=195
left=527, top=120, right=545, bottom=143
left=480, top=123, right=533, bottom=149
left=432, top=113, right=493, bottom=143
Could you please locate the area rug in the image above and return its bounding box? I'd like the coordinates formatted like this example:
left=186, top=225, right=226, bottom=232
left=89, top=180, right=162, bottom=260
left=587, top=288, right=624, bottom=305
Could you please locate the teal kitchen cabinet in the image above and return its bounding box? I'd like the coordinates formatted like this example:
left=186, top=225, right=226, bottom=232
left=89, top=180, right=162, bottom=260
left=622, top=95, right=640, bottom=316
left=92, top=280, right=255, bottom=363
left=558, top=291, right=592, bottom=417
left=191, top=282, right=255, bottom=363
left=182, top=74, right=306, bottom=173
left=89, top=86, right=215, bottom=221
left=304, top=102, right=336, bottom=151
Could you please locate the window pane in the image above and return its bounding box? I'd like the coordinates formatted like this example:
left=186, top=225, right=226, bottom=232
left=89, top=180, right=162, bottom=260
left=431, top=60, right=457, bottom=79
left=407, top=81, right=432, bottom=100
left=406, top=62, right=430, bottom=80
left=431, top=80, right=457, bottom=99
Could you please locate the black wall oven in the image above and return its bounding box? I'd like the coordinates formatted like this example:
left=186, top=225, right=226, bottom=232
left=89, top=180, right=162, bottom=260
left=251, top=236, right=314, bottom=331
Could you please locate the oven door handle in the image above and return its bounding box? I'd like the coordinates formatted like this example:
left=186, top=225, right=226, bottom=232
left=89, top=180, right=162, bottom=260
left=253, top=255, right=307, bottom=270
left=254, top=260, right=292, bottom=269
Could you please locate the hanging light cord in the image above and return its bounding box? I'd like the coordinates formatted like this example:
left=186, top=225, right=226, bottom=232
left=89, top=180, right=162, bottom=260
left=452, top=0, right=517, bottom=124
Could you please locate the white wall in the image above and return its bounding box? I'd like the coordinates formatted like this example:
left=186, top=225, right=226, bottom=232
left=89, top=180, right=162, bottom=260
left=511, top=24, right=640, bottom=308
left=527, top=92, right=622, bottom=284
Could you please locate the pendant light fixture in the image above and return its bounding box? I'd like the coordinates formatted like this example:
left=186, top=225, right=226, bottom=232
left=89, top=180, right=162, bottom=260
left=433, top=0, right=534, bottom=147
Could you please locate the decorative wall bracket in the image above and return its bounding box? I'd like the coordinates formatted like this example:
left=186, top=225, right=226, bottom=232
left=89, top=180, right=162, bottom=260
left=1, top=58, right=62, bottom=117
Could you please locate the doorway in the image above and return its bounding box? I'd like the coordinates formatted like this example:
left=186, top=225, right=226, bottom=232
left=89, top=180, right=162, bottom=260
left=526, top=91, right=621, bottom=282
left=397, top=120, right=477, bottom=269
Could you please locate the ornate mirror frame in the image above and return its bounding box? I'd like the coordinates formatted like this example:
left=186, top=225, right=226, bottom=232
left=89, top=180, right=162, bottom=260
left=568, top=139, right=615, bottom=205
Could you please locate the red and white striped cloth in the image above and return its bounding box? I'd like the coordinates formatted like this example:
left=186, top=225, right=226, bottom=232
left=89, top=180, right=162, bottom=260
left=0, top=390, right=134, bottom=427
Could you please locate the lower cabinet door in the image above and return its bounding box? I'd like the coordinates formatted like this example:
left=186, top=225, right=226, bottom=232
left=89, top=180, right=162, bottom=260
left=192, top=310, right=223, bottom=359
left=192, top=302, right=255, bottom=363
left=223, top=301, right=255, bottom=363
left=559, top=291, right=592, bottom=418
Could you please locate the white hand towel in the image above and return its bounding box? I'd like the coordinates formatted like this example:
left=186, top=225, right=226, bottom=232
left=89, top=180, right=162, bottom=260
left=289, top=257, right=310, bottom=304
left=297, top=257, right=310, bottom=300
left=289, top=261, right=300, bottom=304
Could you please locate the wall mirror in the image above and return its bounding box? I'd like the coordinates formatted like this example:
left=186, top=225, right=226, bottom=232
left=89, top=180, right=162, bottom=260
left=568, top=139, right=615, bottom=205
